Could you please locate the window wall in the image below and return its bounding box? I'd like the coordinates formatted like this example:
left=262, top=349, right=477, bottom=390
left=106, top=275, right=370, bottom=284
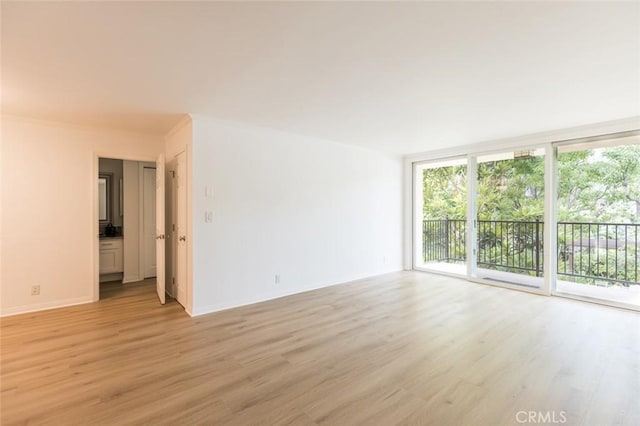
left=412, top=130, right=640, bottom=310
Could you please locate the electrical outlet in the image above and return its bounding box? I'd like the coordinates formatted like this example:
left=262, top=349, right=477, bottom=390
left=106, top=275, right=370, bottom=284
left=275, top=275, right=280, bottom=284
left=31, top=285, right=40, bottom=296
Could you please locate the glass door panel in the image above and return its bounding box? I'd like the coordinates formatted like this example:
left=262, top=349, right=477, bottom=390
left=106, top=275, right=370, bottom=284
left=475, top=148, right=545, bottom=288
left=414, top=158, right=467, bottom=275
left=556, top=135, right=640, bottom=307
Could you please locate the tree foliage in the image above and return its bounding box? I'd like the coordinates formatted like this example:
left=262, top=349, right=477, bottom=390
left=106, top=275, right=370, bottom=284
left=422, top=145, right=640, bottom=223
left=421, top=145, right=640, bottom=285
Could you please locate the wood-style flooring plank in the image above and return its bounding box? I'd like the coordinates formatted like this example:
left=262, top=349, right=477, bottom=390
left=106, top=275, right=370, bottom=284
left=1, top=273, right=639, bottom=425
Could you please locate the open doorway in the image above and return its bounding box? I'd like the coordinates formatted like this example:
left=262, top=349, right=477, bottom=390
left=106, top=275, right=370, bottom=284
left=95, top=154, right=166, bottom=305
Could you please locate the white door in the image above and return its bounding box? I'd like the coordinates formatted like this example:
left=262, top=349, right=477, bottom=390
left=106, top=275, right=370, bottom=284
left=175, top=151, right=187, bottom=307
left=143, top=167, right=157, bottom=278
left=156, top=154, right=166, bottom=304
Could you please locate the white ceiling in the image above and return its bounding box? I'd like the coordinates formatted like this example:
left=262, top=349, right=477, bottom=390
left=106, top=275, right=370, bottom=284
left=2, top=1, right=639, bottom=154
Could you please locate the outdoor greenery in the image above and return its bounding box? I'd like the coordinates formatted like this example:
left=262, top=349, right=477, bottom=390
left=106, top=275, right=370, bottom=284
left=421, top=145, right=640, bottom=286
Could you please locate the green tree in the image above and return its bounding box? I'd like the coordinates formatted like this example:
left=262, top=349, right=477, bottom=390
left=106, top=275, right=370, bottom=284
left=422, top=165, right=466, bottom=220
left=477, top=156, right=544, bottom=220
left=421, top=145, right=640, bottom=284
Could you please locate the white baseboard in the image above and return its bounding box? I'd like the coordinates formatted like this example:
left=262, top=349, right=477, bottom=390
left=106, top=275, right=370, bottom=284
left=189, top=269, right=403, bottom=317
left=166, top=287, right=175, bottom=298
left=1, top=296, right=94, bottom=317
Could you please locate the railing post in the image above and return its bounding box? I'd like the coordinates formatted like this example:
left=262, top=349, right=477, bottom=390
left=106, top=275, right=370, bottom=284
left=535, top=216, right=541, bottom=277
left=423, top=220, right=427, bottom=262
left=445, top=216, right=450, bottom=262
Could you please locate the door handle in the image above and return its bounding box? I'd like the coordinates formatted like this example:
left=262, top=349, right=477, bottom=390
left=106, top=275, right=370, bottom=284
left=179, top=236, right=186, bottom=242
left=156, top=234, right=165, bottom=240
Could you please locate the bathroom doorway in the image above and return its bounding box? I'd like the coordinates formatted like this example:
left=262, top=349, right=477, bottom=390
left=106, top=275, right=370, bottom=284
left=94, top=154, right=166, bottom=304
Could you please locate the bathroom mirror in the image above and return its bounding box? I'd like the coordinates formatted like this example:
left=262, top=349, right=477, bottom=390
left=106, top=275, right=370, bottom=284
left=99, top=173, right=112, bottom=222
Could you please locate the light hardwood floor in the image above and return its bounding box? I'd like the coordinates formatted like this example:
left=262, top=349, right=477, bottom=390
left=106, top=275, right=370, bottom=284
left=1, top=272, right=639, bottom=425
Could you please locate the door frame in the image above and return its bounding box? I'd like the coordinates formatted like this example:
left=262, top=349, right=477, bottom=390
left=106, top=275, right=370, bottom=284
left=549, top=131, right=640, bottom=311
left=92, top=152, right=159, bottom=302
left=412, top=155, right=468, bottom=278
left=468, top=143, right=549, bottom=296
left=141, top=164, right=157, bottom=279
left=411, top=146, right=550, bottom=297
left=172, top=150, right=188, bottom=308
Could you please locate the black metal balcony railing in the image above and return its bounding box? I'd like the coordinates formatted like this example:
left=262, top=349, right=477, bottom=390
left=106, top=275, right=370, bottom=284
left=423, top=218, right=640, bottom=286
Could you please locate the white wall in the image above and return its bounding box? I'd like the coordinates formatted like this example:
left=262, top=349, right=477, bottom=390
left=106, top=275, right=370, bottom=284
left=190, top=116, right=403, bottom=316
left=1, top=115, right=163, bottom=315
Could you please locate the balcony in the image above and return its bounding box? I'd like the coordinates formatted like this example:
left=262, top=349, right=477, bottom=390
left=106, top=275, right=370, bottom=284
left=422, top=218, right=640, bottom=289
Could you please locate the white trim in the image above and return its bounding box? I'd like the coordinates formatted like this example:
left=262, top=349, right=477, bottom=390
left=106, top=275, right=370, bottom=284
left=172, top=150, right=187, bottom=307
left=543, top=144, right=557, bottom=296
left=552, top=291, right=640, bottom=312
left=1, top=113, right=168, bottom=138
left=186, top=142, right=194, bottom=314
left=553, top=129, right=640, bottom=151
left=138, top=162, right=145, bottom=281
left=403, top=157, right=413, bottom=270
left=466, top=155, right=477, bottom=278
left=95, top=152, right=156, bottom=163
left=411, top=161, right=421, bottom=270
left=165, top=284, right=175, bottom=299
left=93, top=155, right=100, bottom=302
left=404, top=116, right=640, bottom=162
left=411, top=156, right=469, bottom=272
left=1, top=296, right=94, bottom=317
left=414, top=266, right=467, bottom=281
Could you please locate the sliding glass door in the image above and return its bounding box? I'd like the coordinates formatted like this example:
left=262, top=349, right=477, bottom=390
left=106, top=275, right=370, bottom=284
left=555, top=134, right=640, bottom=308
left=413, top=130, right=639, bottom=309
left=472, top=148, right=546, bottom=288
left=414, top=158, right=467, bottom=275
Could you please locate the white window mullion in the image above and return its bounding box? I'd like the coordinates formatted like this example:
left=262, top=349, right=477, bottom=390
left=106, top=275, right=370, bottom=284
left=543, top=144, right=557, bottom=296
left=466, top=155, right=478, bottom=278
left=413, top=162, right=424, bottom=270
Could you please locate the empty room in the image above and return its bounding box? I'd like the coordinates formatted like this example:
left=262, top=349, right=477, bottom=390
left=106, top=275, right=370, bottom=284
left=1, top=1, right=639, bottom=425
